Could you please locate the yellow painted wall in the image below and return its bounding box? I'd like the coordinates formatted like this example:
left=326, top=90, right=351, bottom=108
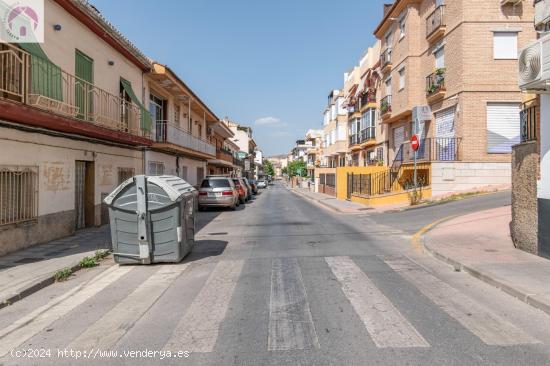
left=335, top=166, right=387, bottom=200
left=350, top=188, right=432, bottom=206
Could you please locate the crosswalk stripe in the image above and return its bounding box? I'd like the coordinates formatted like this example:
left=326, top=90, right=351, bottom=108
left=384, top=256, right=540, bottom=346
left=69, top=263, right=191, bottom=350
left=326, top=256, right=429, bottom=348
left=163, top=260, right=244, bottom=353
left=268, top=257, right=320, bottom=351
left=0, top=265, right=132, bottom=357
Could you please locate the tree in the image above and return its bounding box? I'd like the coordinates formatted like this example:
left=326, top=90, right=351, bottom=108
left=287, top=160, right=308, bottom=178
left=263, top=160, right=275, bottom=177
left=282, top=166, right=288, bottom=175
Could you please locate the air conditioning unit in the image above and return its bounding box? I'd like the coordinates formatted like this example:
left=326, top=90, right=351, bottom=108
left=518, top=34, right=550, bottom=91
left=535, top=0, right=550, bottom=32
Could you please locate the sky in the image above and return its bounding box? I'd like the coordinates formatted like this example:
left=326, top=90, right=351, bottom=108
left=92, top=0, right=388, bottom=156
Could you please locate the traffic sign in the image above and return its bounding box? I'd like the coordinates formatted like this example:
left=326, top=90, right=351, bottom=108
left=411, top=134, right=420, bottom=152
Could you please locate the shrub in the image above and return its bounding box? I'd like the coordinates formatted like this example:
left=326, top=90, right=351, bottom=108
left=54, top=268, right=72, bottom=282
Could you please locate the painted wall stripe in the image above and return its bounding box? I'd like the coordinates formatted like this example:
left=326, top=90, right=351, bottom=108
left=268, top=257, right=320, bottom=351
left=384, top=256, right=539, bottom=346
left=163, top=260, right=244, bottom=353
left=325, top=256, right=429, bottom=348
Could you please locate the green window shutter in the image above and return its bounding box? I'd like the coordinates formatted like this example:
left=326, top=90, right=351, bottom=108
left=120, top=78, right=152, bottom=132
left=75, top=50, right=93, bottom=120
left=19, top=43, right=63, bottom=101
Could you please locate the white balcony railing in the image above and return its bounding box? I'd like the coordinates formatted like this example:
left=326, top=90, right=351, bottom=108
left=154, top=121, right=215, bottom=156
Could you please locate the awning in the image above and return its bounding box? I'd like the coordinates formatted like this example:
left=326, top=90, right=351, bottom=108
left=120, top=78, right=152, bottom=132
left=207, top=159, right=234, bottom=168
left=19, top=43, right=62, bottom=101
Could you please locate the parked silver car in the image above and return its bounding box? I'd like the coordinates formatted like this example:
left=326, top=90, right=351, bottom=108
left=257, top=180, right=267, bottom=189
left=198, top=176, right=238, bottom=210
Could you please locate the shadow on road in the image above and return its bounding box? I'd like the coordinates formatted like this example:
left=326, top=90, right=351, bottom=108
left=185, top=240, right=228, bottom=262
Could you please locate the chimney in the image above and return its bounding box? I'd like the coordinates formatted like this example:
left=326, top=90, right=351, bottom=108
left=383, top=3, right=394, bottom=17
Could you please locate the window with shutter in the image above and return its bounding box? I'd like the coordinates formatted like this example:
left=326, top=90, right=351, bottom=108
left=493, top=32, right=518, bottom=60
left=487, top=103, right=520, bottom=153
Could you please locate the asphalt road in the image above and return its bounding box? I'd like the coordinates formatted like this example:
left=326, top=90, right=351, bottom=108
left=1, top=183, right=550, bottom=366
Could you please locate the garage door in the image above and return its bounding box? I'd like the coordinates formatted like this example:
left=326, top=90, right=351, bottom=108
left=487, top=103, right=520, bottom=153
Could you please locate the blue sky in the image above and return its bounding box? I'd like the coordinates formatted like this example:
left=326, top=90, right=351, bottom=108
left=92, top=0, right=388, bottom=156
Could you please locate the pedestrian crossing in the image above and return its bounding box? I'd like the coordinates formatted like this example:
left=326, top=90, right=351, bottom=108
left=0, top=255, right=545, bottom=360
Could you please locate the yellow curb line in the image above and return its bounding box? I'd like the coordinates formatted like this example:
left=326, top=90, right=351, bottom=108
left=411, top=215, right=458, bottom=253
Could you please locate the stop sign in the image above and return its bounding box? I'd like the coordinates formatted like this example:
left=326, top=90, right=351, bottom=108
left=411, top=134, right=420, bottom=151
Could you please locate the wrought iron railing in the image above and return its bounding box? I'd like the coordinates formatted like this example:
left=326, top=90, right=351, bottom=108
left=426, top=5, right=445, bottom=38
left=0, top=43, right=149, bottom=138
left=360, top=90, right=376, bottom=108
left=154, top=120, right=216, bottom=156
left=0, top=165, right=38, bottom=226
left=426, top=69, right=446, bottom=96
left=520, top=105, right=538, bottom=143
left=381, top=95, right=392, bottom=115
left=216, top=147, right=234, bottom=162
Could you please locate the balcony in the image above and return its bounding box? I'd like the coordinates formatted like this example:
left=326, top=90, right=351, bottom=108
left=154, top=121, right=216, bottom=157
left=216, top=147, right=234, bottom=163
left=360, top=127, right=376, bottom=143
left=380, top=48, right=392, bottom=74
left=359, top=90, right=376, bottom=110
left=380, top=95, right=392, bottom=119
left=426, top=68, right=446, bottom=103
left=426, top=5, right=445, bottom=44
left=0, top=44, right=150, bottom=141
left=233, top=157, right=245, bottom=168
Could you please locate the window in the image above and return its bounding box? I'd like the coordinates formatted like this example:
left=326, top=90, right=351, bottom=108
left=385, top=31, right=393, bottom=48
left=399, top=14, right=406, bottom=39
left=174, top=105, right=180, bottom=126
left=399, top=68, right=406, bottom=90
left=0, top=166, right=38, bottom=225
left=181, top=166, right=188, bottom=180
left=148, top=161, right=165, bottom=176
left=196, top=167, right=205, bottom=184
left=486, top=103, right=520, bottom=153
left=385, top=77, right=392, bottom=96
left=117, top=167, right=135, bottom=184
left=435, top=46, right=445, bottom=69
left=493, top=32, right=518, bottom=60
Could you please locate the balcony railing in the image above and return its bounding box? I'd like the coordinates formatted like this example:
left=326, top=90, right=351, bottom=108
left=360, top=90, right=376, bottom=108
left=349, top=134, right=359, bottom=146
left=396, top=137, right=462, bottom=163
left=154, top=121, right=216, bottom=156
left=426, top=68, right=446, bottom=96
left=0, top=44, right=149, bottom=138
left=360, top=127, right=376, bottom=141
left=381, top=48, right=392, bottom=69
left=426, top=5, right=445, bottom=39
left=233, top=157, right=245, bottom=168
left=520, top=105, right=538, bottom=143
left=381, top=95, right=392, bottom=115
left=216, top=147, right=234, bottom=163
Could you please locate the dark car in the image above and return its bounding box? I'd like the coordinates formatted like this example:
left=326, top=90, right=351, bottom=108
left=242, top=178, right=253, bottom=200
left=248, top=179, right=258, bottom=194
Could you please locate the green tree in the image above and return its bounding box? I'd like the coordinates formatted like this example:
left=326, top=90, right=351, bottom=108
left=263, top=160, right=275, bottom=177
left=282, top=166, right=288, bottom=175
left=287, top=160, right=308, bottom=178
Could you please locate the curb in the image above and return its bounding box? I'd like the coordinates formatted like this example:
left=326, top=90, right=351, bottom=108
left=287, top=187, right=345, bottom=213
left=0, top=251, right=112, bottom=310
left=421, top=223, right=550, bottom=317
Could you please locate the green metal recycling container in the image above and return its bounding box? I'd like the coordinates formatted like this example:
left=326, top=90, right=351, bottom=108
left=104, top=175, right=197, bottom=264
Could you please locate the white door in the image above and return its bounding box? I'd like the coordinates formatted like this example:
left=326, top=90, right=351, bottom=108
left=486, top=102, right=521, bottom=153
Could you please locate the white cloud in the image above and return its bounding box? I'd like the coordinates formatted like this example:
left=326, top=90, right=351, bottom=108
left=255, top=116, right=284, bottom=126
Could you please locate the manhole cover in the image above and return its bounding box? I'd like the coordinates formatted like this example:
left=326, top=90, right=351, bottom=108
left=15, top=257, right=44, bottom=264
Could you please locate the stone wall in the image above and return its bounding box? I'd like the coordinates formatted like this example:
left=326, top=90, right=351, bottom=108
left=511, top=141, right=539, bottom=254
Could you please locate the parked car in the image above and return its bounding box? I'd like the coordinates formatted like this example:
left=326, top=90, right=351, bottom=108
left=198, top=176, right=238, bottom=210
left=242, top=178, right=253, bottom=200
left=257, top=180, right=267, bottom=189
left=248, top=179, right=258, bottom=194
left=232, top=178, right=248, bottom=204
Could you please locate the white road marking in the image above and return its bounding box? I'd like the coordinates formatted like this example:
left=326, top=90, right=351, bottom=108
left=0, top=265, right=132, bottom=357
left=325, top=256, right=429, bottom=348
left=267, top=257, right=320, bottom=351
left=384, top=256, right=540, bottom=346
left=69, top=263, right=190, bottom=350
left=164, top=260, right=244, bottom=353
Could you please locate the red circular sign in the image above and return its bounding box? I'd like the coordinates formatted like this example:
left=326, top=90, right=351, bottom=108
left=411, top=134, right=420, bottom=151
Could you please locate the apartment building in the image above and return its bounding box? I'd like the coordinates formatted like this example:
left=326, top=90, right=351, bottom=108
left=345, top=41, right=388, bottom=167
left=145, top=63, right=220, bottom=186
left=0, top=0, right=152, bottom=254
left=305, top=129, right=323, bottom=177
left=321, top=90, right=348, bottom=168
left=207, top=120, right=238, bottom=176
left=375, top=0, right=535, bottom=196
left=226, top=120, right=258, bottom=179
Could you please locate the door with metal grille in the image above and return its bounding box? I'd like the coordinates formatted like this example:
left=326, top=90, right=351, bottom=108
left=75, top=161, right=86, bottom=229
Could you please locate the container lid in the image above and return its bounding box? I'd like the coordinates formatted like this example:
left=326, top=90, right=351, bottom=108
left=104, top=175, right=195, bottom=209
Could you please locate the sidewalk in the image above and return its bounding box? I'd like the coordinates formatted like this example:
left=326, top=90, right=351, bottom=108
left=0, top=225, right=111, bottom=308
left=290, top=186, right=409, bottom=213
left=423, top=206, right=550, bottom=315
